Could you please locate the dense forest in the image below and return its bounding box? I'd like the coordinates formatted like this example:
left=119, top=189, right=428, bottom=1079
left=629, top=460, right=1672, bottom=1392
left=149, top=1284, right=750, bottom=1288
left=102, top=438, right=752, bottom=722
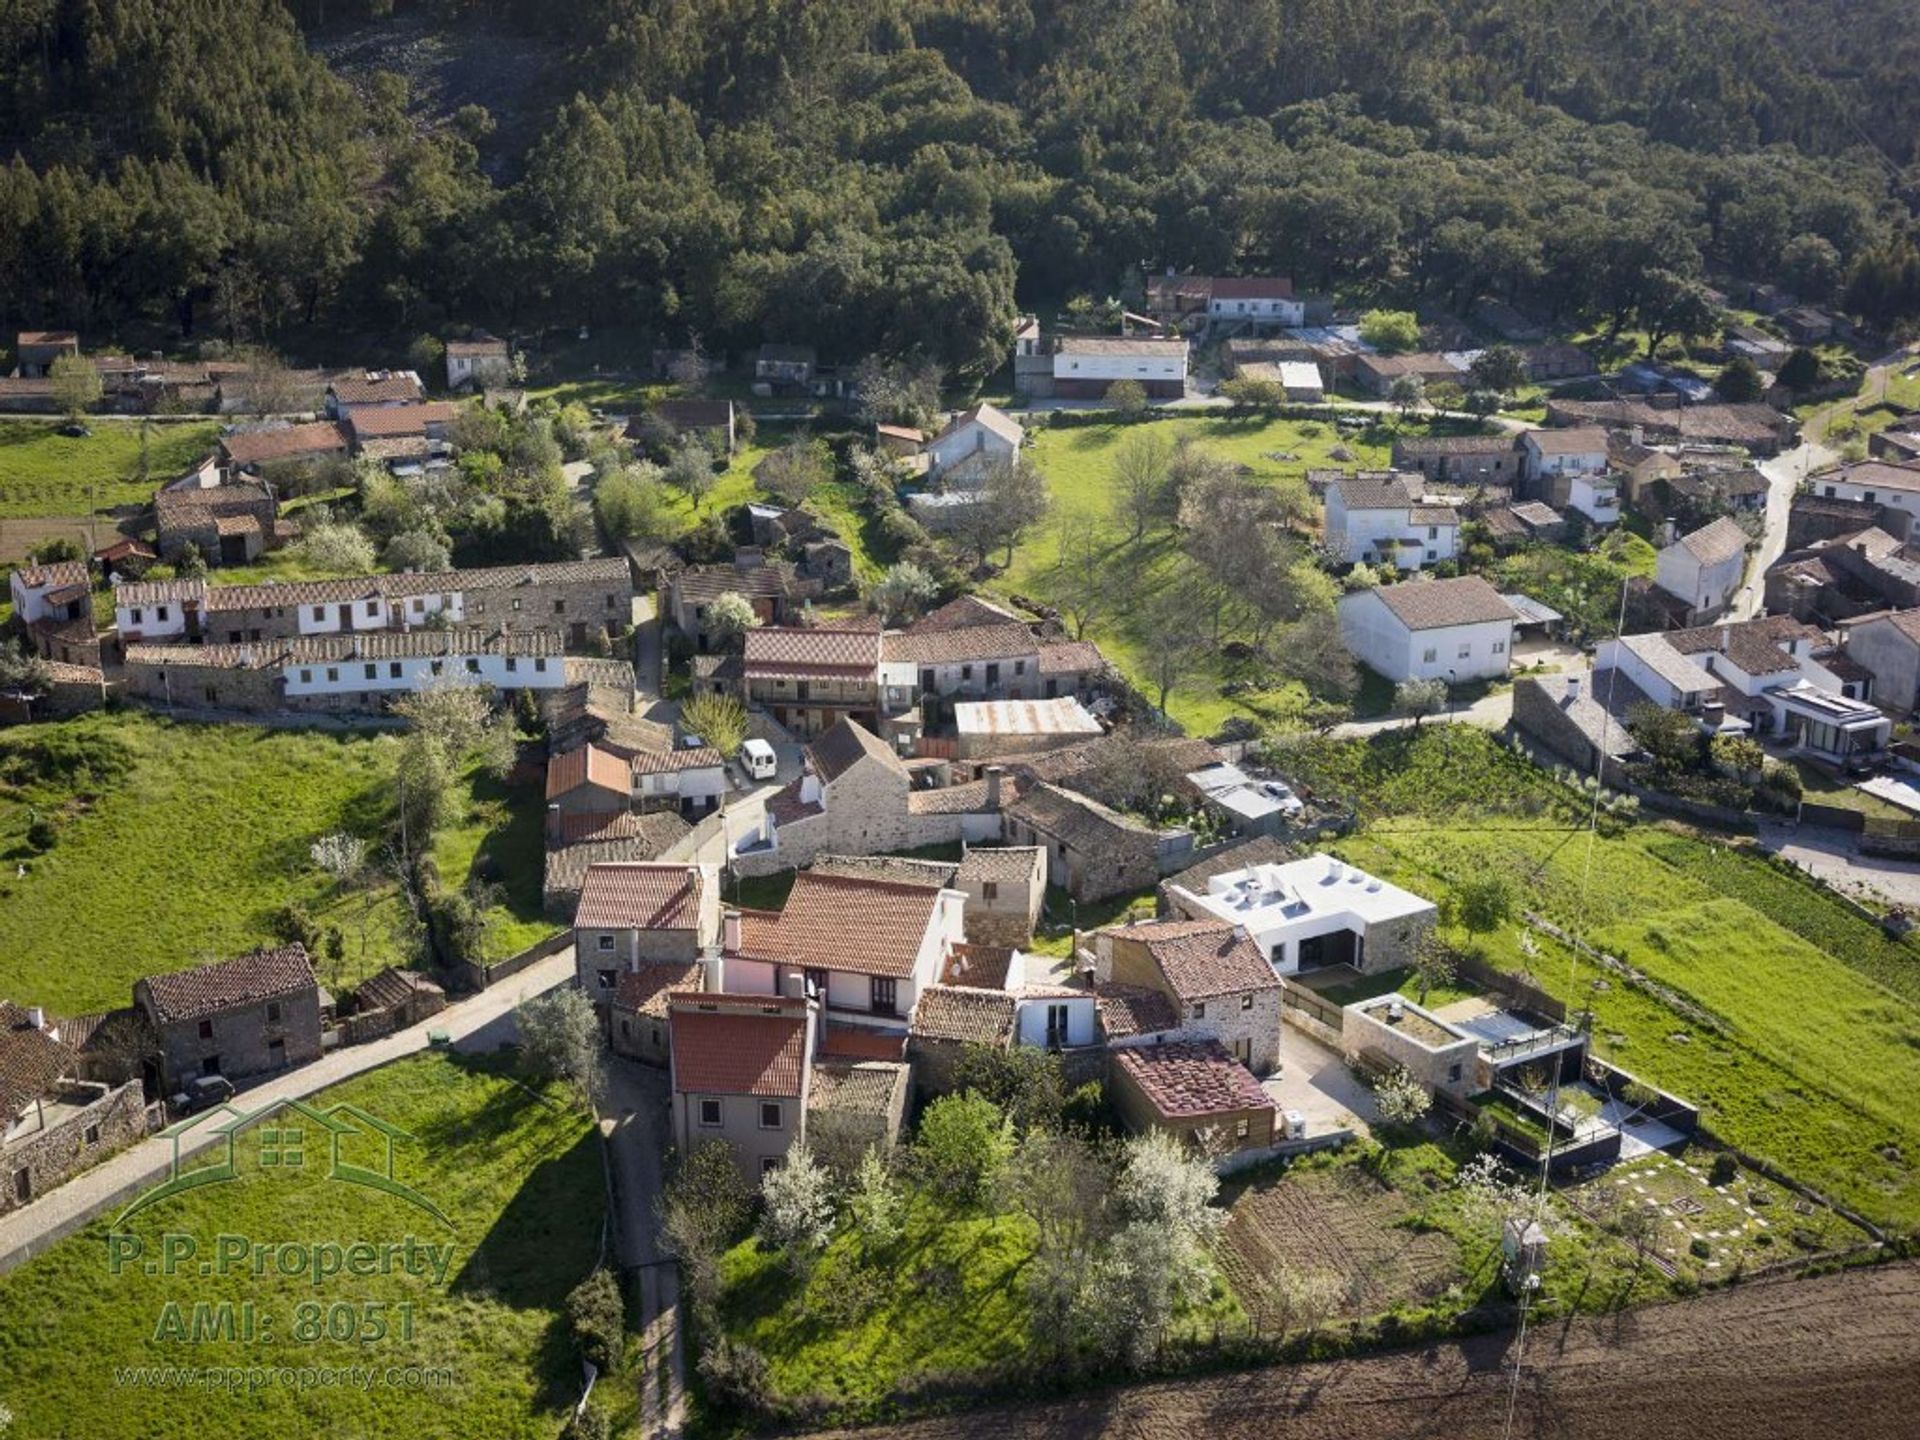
left=1, top=0, right=1918, bottom=377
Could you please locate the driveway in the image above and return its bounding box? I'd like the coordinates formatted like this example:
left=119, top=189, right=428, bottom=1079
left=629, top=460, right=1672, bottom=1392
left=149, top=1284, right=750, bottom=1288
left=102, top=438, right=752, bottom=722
left=1333, top=687, right=1513, bottom=739
left=0, top=948, right=577, bottom=1275
left=632, top=591, right=662, bottom=699
left=599, top=1057, right=686, bottom=1437
left=1264, top=1024, right=1377, bottom=1140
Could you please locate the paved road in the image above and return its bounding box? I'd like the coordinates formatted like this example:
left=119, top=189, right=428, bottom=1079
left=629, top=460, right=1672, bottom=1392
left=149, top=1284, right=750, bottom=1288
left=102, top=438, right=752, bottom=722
left=632, top=591, right=662, bottom=698
left=1734, top=439, right=1831, bottom=619
left=0, top=948, right=577, bottom=1275
left=599, top=1058, right=687, bottom=1438
left=1333, top=687, right=1514, bottom=738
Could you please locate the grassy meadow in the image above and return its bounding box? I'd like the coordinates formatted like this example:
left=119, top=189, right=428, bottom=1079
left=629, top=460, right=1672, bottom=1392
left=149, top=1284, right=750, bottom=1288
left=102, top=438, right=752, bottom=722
left=0, top=1052, right=604, bottom=1440
left=0, top=420, right=221, bottom=517
left=0, top=711, right=551, bottom=1015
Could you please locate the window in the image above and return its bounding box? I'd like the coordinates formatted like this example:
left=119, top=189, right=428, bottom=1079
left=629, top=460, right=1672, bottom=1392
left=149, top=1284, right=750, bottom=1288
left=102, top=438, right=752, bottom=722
left=1241, top=994, right=1253, bottom=1011
left=981, top=881, right=998, bottom=901
left=1457, top=643, right=1471, bottom=660
left=1422, top=648, right=1437, bottom=664
left=534, top=658, right=547, bottom=673
left=84, top=1123, right=100, bottom=1146
left=198, top=1020, right=214, bottom=1041
left=326, top=667, right=339, bottom=682
left=131, top=608, right=144, bottom=624
left=553, top=599, right=566, bottom=614
left=505, top=657, right=517, bottom=673
left=1234, top=1117, right=1250, bottom=1140
left=1426, top=550, right=1436, bottom=562
left=597, top=934, right=614, bottom=952
left=619, top=1019, right=631, bottom=1038
left=761, top=1156, right=780, bottom=1177
left=389, top=662, right=402, bottom=678
left=698, top=1098, right=722, bottom=1127
left=1446, top=1063, right=1462, bottom=1084
left=465, top=658, right=480, bottom=674
left=299, top=669, right=312, bottom=684
left=411, top=598, right=424, bottom=613
left=961, top=664, right=973, bottom=680
left=606, top=595, right=617, bottom=610
left=1824, top=484, right=1837, bottom=498
left=1866, top=492, right=1878, bottom=504
left=364, top=664, right=377, bottom=680
left=871, top=977, right=898, bottom=1015
left=597, top=969, right=616, bottom=989
left=759, top=1101, right=783, bottom=1129
left=266, top=1001, right=282, bottom=1024
left=431, top=660, right=444, bottom=676
left=1192, top=1002, right=1206, bottom=1020
left=1427, top=526, right=1438, bottom=540
left=312, top=607, right=325, bottom=622
left=512, top=597, right=522, bottom=612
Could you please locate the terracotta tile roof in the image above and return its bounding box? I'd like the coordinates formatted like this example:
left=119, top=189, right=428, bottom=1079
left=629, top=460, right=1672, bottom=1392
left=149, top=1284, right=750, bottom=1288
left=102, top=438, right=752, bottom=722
left=906, top=778, right=993, bottom=814
left=575, top=863, right=706, bottom=930
left=630, top=746, right=723, bottom=775
left=648, top=398, right=733, bottom=431
left=219, top=421, right=350, bottom=468
left=1394, top=434, right=1516, bottom=458
left=1118, top=919, right=1281, bottom=1000
left=331, top=373, right=424, bottom=406
left=1668, top=616, right=1816, bottom=678
left=743, top=625, right=880, bottom=677
left=809, top=718, right=908, bottom=784
left=0, top=1002, right=76, bottom=1124
left=1210, top=276, right=1295, bottom=300
left=672, top=562, right=798, bottom=604
left=1037, top=640, right=1103, bottom=675
left=910, top=985, right=1016, bottom=1045
left=12, top=560, right=88, bottom=592
left=1408, top=504, right=1460, bottom=526
left=671, top=1000, right=809, bottom=1097
left=1525, top=426, right=1609, bottom=455
left=765, top=775, right=825, bottom=826
left=1095, top=983, right=1180, bottom=1039
left=543, top=819, right=692, bottom=897
left=940, top=943, right=1016, bottom=988
left=348, top=402, right=459, bottom=440
left=931, top=402, right=1025, bottom=449
left=550, top=807, right=684, bottom=847
left=875, top=424, right=925, bottom=443
left=1112, top=1039, right=1275, bottom=1119
left=1364, top=575, right=1516, bottom=631
left=139, top=946, right=315, bottom=1026
left=351, top=967, right=441, bottom=1013
left=446, top=337, right=508, bottom=358
left=1007, top=781, right=1156, bottom=850
left=955, top=847, right=1043, bottom=887
left=1332, top=475, right=1418, bottom=511
left=731, top=871, right=947, bottom=978
left=1675, top=516, right=1748, bottom=567
left=910, top=595, right=1022, bottom=632
left=808, top=1058, right=908, bottom=1115
left=819, top=1025, right=907, bottom=1061
left=547, top=743, right=630, bottom=800
left=16, top=330, right=77, bottom=346
left=883, top=621, right=1038, bottom=666
left=155, top=481, right=273, bottom=530
left=612, top=963, right=704, bottom=1019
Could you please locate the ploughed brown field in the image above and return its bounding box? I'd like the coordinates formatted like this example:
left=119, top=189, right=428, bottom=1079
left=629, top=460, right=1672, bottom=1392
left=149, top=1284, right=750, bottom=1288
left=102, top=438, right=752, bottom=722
left=808, top=1263, right=1920, bottom=1440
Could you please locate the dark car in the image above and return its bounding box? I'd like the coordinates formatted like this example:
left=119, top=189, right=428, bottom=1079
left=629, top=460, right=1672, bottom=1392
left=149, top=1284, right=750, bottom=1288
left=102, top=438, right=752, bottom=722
left=168, top=1074, right=235, bottom=1116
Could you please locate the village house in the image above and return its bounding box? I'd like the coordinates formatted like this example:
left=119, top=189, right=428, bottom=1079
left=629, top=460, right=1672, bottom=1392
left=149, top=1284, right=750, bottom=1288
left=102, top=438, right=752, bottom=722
left=952, top=695, right=1104, bottom=760
left=609, top=962, right=705, bottom=1066
left=740, top=626, right=918, bottom=742
left=924, top=403, right=1024, bottom=484
left=547, top=742, right=635, bottom=834
left=1841, top=609, right=1920, bottom=714
left=1353, top=352, right=1465, bottom=398
left=1807, top=460, right=1920, bottom=536
left=326, top=370, right=425, bottom=416
left=13, top=330, right=79, bottom=377
left=217, top=421, right=352, bottom=481
left=572, top=861, right=723, bottom=1007
left=669, top=991, right=816, bottom=1181
left=1, top=1001, right=148, bottom=1215
left=1653, top=517, right=1750, bottom=624
left=908, top=946, right=1100, bottom=1098
left=633, top=745, right=727, bottom=815
left=1084, top=918, right=1283, bottom=1073
left=1336, top=574, right=1518, bottom=684
left=542, top=810, right=691, bottom=918
left=445, top=336, right=512, bottom=391
left=1544, top=399, right=1797, bottom=457
left=134, top=946, right=322, bottom=1090
left=754, top=344, right=817, bottom=392
left=1109, top=1039, right=1278, bottom=1157
left=1519, top=427, right=1618, bottom=524
left=1322, top=474, right=1459, bottom=571
left=642, top=398, right=738, bottom=456
left=665, top=557, right=813, bottom=650
left=1002, top=779, right=1163, bottom=903
left=154, top=478, right=282, bottom=566
left=952, top=846, right=1047, bottom=946
left=121, top=628, right=566, bottom=716
left=9, top=560, right=91, bottom=634
left=1391, top=434, right=1523, bottom=487
left=1164, top=854, right=1436, bottom=982
left=1521, top=342, right=1595, bottom=382
left=1051, top=336, right=1189, bottom=400
left=1206, top=276, right=1306, bottom=329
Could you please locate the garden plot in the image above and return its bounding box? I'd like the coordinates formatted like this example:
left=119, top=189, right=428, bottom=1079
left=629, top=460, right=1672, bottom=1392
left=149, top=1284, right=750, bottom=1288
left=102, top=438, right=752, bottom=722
left=1217, top=1161, right=1464, bottom=1320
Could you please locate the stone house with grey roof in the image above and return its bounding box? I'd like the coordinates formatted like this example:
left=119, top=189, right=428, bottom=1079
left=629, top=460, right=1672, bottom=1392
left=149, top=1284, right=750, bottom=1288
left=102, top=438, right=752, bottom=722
left=1003, top=781, right=1163, bottom=903
left=134, top=946, right=322, bottom=1090
left=953, top=846, right=1046, bottom=946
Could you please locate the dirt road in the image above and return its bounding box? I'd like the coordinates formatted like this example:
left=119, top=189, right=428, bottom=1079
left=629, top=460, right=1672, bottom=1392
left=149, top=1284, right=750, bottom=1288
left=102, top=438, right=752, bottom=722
left=811, top=1263, right=1920, bottom=1440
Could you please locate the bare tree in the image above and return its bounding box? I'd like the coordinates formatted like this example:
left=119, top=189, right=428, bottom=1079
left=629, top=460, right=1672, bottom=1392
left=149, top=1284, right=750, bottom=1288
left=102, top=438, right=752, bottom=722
left=754, top=434, right=829, bottom=507
left=1137, top=574, right=1210, bottom=716
left=667, top=333, right=709, bottom=392
left=1109, top=429, right=1172, bottom=543
left=1038, top=521, right=1116, bottom=640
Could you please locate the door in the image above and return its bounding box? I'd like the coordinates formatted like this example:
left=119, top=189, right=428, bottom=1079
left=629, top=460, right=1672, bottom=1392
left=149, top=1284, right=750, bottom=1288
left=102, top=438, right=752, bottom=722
left=871, top=977, right=897, bottom=1016
left=336, top=604, right=350, bottom=629
left=570, top=622, right=588, bottom=648
left=1045, top=1004, right=1070, bottom=1049
left=11, top=1169, right=28, bottom=1204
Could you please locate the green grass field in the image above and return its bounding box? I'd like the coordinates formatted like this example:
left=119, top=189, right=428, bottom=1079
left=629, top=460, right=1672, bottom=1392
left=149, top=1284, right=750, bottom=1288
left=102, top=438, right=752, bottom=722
left=1300, top=730, right=1920, bottom=1233
left=0, top=420, right=221, bottom=517
left=0, top=1052, right=603, bottom=1439
left=0, top=711, right=551, bottom=1015
left=1001, top=413, right=1394, bottom=733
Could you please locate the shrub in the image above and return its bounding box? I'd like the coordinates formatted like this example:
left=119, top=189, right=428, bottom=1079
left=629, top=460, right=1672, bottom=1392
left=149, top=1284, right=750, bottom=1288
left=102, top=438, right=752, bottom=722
left=565, top=1269, right=626, bottom=1372
left=271, top=902, right=320, bottom=952
left=563, top=1409, right=609, bottom=1440
left=698, top=1335, right=774, bottom=1414
left=24, top=815, right=57, bottom=852
left=1689, top=1237, right=1712, bottom=1259
left=1709, top=1153, right=1738, bottom=1186
left=913, top=1092, right=1012, bottom=1206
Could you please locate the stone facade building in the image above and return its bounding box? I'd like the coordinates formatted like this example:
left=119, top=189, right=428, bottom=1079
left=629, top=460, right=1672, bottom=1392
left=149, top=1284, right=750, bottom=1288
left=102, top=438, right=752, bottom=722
left=1, top=1002, right=148, bottom=1214
left=1089, top=918, right=1284, bottom=1074
left=1003, top=781, right=1162, bottom=903
left=154, top=480, right=281, bottom=565
left=134, top=946, right=323, bottom=1089
left=571, top=862, right=722, bottom=1008
left=952, top=846, right=1046, bottom=946
left=1110, top=1040, right=1278, bottom=1155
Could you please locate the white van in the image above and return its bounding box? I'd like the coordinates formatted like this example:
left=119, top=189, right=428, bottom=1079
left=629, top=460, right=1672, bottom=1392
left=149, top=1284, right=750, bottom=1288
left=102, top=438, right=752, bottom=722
left=739, top=738, right=778, bottom=781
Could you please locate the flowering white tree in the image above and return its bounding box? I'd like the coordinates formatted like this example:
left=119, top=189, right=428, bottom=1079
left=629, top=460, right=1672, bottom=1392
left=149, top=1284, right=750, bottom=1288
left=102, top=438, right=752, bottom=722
left=759, top=1142, right=836, bottom=1258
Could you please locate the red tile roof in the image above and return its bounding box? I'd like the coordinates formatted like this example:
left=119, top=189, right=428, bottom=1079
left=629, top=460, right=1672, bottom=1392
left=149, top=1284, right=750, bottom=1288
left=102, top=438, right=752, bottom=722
left=219, top=421, right=350, bottom=468
left=547, top=743, right=630, bottom=800
left=0, top=1002, right=76, bottom=1124
left=1118, top=919, right=1282, bottom=1001
left=612, top=963, right=704, bottom=1018
left=1366, top=575, right=1517, bottom=632
left=819, top=1024, right=908, bottom=1061
left=138, top=946, right=315, bottom=1026
left=1095, top=983, right=1180, bottom=1039
left=348, top=401, right=459, bottom=440
left=728, top=871, right=946, bottom=978
left=909, top=986, right=1016, bottom=1045
left=883, top=621, right=1038, bottom=666
left=630, top=746, right=724, bottom=775
left=574, top=863, right=707, bottom=930
left=331, top=373, right=425, bottom=406
left=1113, top=1040, right=1275, bottom=1119
left=671, top=1000, right=809, bottom=1096
left=743, top=625, right=881, bottom=676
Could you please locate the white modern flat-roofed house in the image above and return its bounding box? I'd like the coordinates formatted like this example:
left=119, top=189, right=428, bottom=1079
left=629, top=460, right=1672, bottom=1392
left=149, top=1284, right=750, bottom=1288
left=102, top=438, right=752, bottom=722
left=1336, top=575, right=1517, bottom=683
left=1207, top=277, right=1305, bottom=328
left=1165, top=855, right=1438, bottom=977
left=1323, top=474, right=1458, bottom=571
left=1654, top=517, right=1749, bottom=623
left=1052, top=337, right=1189, bottom=400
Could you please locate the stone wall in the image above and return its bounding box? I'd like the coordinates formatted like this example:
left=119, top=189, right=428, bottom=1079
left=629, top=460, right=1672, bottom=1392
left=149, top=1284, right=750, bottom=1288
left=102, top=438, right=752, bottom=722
left=150, top=989, right=323, bottom=1089
left=122, top=656, right=283, bottom=713
left=0, top=1081, right=148, bottom=1216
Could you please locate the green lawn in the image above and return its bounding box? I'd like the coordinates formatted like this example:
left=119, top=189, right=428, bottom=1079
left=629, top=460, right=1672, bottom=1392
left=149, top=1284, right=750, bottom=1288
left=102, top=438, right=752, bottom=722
left=0, top=420, right=221, bottom=517
left=0, top=711, right=551, bottom=1015
left=1001, top=413, right=1395, bottom=734
left=1300, top=729, right=1920, bottom=1234
left=0, top=1052, right=604, bottom=1439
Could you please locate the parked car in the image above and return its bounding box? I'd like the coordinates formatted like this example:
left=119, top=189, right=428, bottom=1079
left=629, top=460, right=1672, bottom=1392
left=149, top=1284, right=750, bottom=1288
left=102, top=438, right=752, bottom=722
left=168, top=1074, right=234, bottom=1116
left=739, top=738, right=777, bottom=781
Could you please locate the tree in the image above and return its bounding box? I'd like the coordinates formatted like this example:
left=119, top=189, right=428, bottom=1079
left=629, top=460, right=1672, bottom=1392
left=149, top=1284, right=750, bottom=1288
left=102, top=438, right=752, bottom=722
left=565, top=1269, right=626, bottom=1372
left=1373, top=1065, right=1433, bottom=1126
left=1394, top=676, right=1448, bottom=724
left=0, top=644, right=54, bottom=703
left=1359, top=309, right=1420, bottom=354
left=1110, top=428, right=1173, bottom=542
left=1220, top=375, right=1284, bottom=409
left=660, top=1140, right=753, bottom=1316
left=680, top=692, right=749, bottom=758
left=868, top=560, right=940, bottom=625
left=394, top=681, right=512, bottom=775
left=913, top=1093, right=1012, bottom=1206
left=310, top=832, right=365, bottom=886
left=1410, top=930, right=1458, bottom=1004
left=1639, top=272, right=1719, bottom=358
left=407, top=334, right=446, bottom=379
left=233, top=346, right=305, bottom=414
left=1038, top=522, right=1115, bottom=640
left=596, top=463, right=683, bottom=542
left=1104, top=378, right=1148, bottom=416
left=668, top=442, right=716, bottom=508
left=846, top=1147, right=904, bottom=1253
left=298, top=521, right=377, bottom=573
left=1389, top=373, right=1426, bottom=418
left=1777, top=347, right=1822, bottom=391
left=1469, top=344, right=1528, bottom=395
left=1627, top=700, right=1704, bottom=773
left=1781, top=232, right=1843, bottom=303
left=758, top=1142, right=836, bottom=1259
left=849, top=356, right=941, bottom=431
left=1716, top=355, right=1764, bottom=402
left=948, top=456, right=1048, bottom=569
left=950, top=1044, right=1068, bottom=1134
left=516, top=987, right=604, bottom=1105
left=1114, top=1130, right=1224, bottom=1242
left=1273, top=609, right=1359, bottom=701
left=48, top=352, right=102, bottom=422
left=754, top=435, right=829, bottom=506
left=705, top=591, right=760, bottom=650
left=1451, top=873, right=1514, bottom=945
left=28, top=537, right=82, bottom=564
left=382, top=528, right=450, bottom=572
left=1138, top=574, right=1210, bottom=715
left=667, top=334, right=709, bottom=393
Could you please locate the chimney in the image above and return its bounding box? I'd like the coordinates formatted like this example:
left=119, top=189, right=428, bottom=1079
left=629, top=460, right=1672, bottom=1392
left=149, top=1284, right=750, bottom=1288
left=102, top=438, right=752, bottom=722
left=985, top=765, right=1004, bottom=811
left=1563, top=675, right=1581, bottom=707
left=758, top=807, right=774, bottom=845
left=722, top=907, right=742, bottom=954
left=1327, top=857, right=1345, bottom=882
left=698, top=952, right=725, bottom=993
left=27, top=1006, right=45, bottom=1031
